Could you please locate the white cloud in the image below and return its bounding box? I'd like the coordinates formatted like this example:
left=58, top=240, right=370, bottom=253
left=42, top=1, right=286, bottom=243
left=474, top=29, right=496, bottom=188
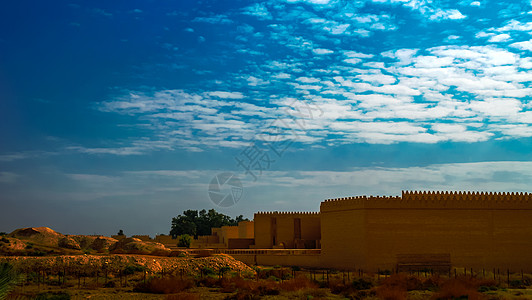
left=192, top=14, right=233, bottom=24
left=297, top=77, right=320, bottom=83
left=286, top=0, right=331, bottom=4
left=488, top=34, right=511, bottom=43
left=242, top=3, right=272, bottom=20
left=344, top=51, right=374, bottom=58
left=206, top=91, right=245, bottom=99
left=494, top=20, right=532, bottom=32
left=510, top=40, right=532, bottom=51
left=429, top=9, right=466, bottom=21
left=343, top=58, right=362, bottom=64
left=313, top=48, right=334, bottom=55
left=325, top=23, right=350, bottom=35
left=273, top=73, right=292, bottom=79
left=246, top=76, right=269, bottom=86
left=469, top=98, right=522, bottom=117
left=371, top=0, right=466, bottom=22
left=262, top=161, right=532, bottom=193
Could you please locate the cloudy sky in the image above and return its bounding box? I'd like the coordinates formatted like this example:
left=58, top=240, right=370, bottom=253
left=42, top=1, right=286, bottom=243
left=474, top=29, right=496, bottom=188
left=1, top=0, right=531, bottom=236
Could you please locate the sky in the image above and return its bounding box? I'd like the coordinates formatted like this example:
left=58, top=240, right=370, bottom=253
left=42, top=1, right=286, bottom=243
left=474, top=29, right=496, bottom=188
left=0, top=0, right=531, bottom=236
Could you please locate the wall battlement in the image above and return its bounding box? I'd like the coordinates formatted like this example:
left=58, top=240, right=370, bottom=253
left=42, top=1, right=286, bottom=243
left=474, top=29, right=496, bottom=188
left=255, top=211, right=320, bottom=216
left=320, top=190, right=532, bottom=212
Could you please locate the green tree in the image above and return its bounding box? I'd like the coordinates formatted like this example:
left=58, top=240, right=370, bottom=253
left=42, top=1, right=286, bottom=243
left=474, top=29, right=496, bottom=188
left=177, top=234, right=192, bottom=248
left=170, top=209, right=249, bottom=238
left=117, top=229, right=124, bottom=236
left=170, top=210, right=198, bottom=238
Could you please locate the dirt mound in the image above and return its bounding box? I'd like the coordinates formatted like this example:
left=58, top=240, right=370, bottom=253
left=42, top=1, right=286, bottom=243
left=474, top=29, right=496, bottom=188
left=0, top=237, right=27, bottom=252
left=90, top=236, right=118, bottom=252
left=58, top=237, right=81, bottom=250
left=9, top=227, right=64, bottom=247
left=109, top=238, right=170, bottom=255
left=0, top=254, right=256, bottom=276
left=71, top=235, right=98, bottom=249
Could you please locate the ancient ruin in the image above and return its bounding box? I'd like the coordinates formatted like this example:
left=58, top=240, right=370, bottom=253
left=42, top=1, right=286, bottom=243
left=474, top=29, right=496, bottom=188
left=189, top=191, right=532, bottom=272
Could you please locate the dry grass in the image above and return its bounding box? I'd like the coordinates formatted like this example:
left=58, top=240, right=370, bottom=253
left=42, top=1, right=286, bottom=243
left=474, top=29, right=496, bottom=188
left=166, top=292, right=200, bottom=300
left=379, top=273, right=423, bottom=291
left=432, top=276, right=488, bottom=300
left=279, top=275, right=318, bottom=291
left=134, top=276, right=194, bottom=294
left=376, top=286, right=408, bottom=300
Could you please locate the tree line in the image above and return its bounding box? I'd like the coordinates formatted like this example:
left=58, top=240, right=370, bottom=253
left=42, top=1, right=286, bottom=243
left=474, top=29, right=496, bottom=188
left=170, top=209, right=248, bottom=239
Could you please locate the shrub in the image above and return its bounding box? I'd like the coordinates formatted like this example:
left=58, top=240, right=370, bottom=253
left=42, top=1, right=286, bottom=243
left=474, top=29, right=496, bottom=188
left=380, top=273, right=422, bottom=291
left=509, top=279, right=524, bottom=288
left=352, top=278, right=373, bottom=290
left=178, top=234, right=192, bottom=248
left=0, top=237, right=9, bottom=244
left=219, top=266, right=231, bottom=278
left=35, top=292, right=71, bottom=300
left=167, top=293, right=200, bottom=300
left=478, top=285, right=490, bottom=293
left=201, top=267, right=215, bottom=276
left=432, top=277, right=485, bottom=300
left=123, top=265, right=144, bottom=275
left=134, top=276, right=194, bottom=294
left=28, top=250, right=46, bottom=257
left=376, top=286, right=407, bottom=300
left=0, top=263, right=18, bottom=299
left=198, top=276, right=218, bottom=287
left=168, top=250, right=187, bottom=257
left=104, top=280, right=116, bottom=288
left=279, top=276, right=318, bottom=291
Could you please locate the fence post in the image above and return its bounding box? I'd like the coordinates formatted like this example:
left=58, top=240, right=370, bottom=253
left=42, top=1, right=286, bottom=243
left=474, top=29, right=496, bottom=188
left=342, top=271, right=345, bottom=285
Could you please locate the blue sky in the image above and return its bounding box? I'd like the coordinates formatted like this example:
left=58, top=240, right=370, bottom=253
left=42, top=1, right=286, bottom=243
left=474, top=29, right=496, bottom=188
left=1, top=0, right=531, bottom=236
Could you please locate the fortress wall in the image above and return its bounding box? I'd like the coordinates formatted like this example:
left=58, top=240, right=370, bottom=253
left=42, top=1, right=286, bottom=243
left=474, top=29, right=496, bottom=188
left=363, top=209, right=493, bottom=271
left=238, top=221, right=254, bottom=239
left=321, top=191, right=532, bottom=211
left=276, top=215, right=296, bottom=248
left=491, top=210, right=532, bottom=270
left=154, top=235, right=175, bottom=245
left=320, top=209, right=366, bottom=270
left=254, top=213, right=274, bottom=248
left=220, top=226, right=239, bottom=247
left=320, top=191, right=532, bottom=272
left=301, top=215, right=321, bottom=241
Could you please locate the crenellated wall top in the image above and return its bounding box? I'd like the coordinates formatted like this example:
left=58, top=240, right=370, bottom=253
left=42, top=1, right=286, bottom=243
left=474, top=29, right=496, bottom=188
left=320, top=190, right=532, bottom=212
left=255, top=211, right=320, bottom=216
